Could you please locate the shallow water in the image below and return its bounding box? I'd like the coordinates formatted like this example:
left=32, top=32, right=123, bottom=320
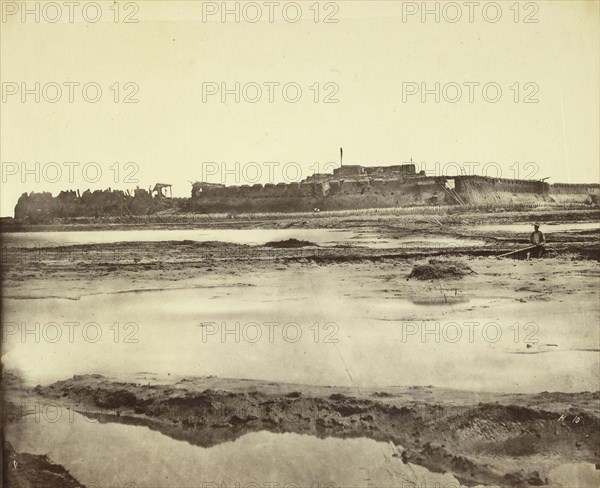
left=3, top=266, right=598, bottom=392
left=6, top=411, right=598, bottom=487
left=3, top=228, right=485, bottom=250
left=4, top=228, right=358, bottom=247
left=6, top=412, right=462, bottom=488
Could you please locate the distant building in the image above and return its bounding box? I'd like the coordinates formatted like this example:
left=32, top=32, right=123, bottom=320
left=364, top=164, right=417, bottom=176
left=333, top=165, right=366, bottom=178
left=332, top=164, right=417, bottom=179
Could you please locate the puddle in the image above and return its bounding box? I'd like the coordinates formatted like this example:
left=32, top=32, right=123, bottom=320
left=6, top=412, right=464, bottom=488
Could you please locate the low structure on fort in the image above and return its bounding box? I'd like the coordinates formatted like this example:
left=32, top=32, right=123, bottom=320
left=13, top=164, right=600, bottom=221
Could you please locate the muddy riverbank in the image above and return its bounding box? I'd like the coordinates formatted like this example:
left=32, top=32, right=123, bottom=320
left=4, top=373, right=599, bottom=487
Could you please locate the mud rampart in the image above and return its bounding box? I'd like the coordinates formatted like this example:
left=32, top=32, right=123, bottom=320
left=13, top=175, right=600, bottom=220
left=13, top=188, right=175, bottom=223
left=188, top=177, right=450, bottom=213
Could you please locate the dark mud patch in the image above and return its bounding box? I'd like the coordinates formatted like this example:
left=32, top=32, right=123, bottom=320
left=264, top=238, right=318, bottom=248
left=409, top=259, right=476, bottom=280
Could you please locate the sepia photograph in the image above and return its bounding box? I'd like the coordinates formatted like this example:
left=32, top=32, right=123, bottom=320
left=1, top=1, right=599, bottom=487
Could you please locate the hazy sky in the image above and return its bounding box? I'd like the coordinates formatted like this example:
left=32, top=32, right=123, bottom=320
left=1, top=0, right=599, bottom=215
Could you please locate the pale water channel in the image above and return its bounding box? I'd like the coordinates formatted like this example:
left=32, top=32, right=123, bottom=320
left=4, top=228, right=486, bottom=249
left=6, top=411, right=598, bottom=488
left=3, top=265, right=598, bottom=392
left=6, top=411, right=466, bottom=488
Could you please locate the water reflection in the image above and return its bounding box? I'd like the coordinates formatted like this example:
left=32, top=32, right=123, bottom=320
left=6, top=411, right=463, bottom=488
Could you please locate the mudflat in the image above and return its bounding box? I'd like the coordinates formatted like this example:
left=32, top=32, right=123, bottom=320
left=2, top=205, right=599, bottom=487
